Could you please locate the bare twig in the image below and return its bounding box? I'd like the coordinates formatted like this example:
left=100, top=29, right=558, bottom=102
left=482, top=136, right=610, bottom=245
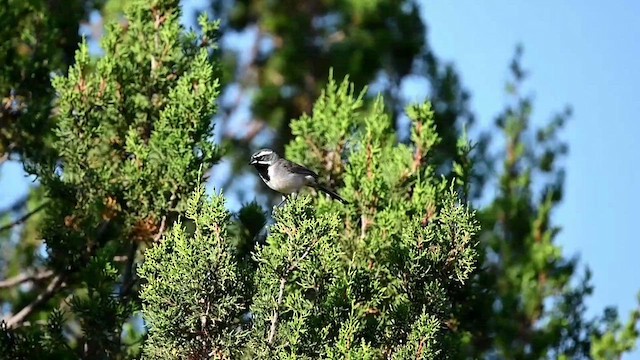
left=2, top=217, right=115, bottom=329
left=0, top=270, right=54, bottom=289
left=268, top=237, right=321, bottom=345
left=152, top=215, right=167, bottom=242
left=4, top=219, right=112, bottom=328
left=268, top=277, right=287, bottom=345
left=113, top=255, right=129, bottom=263
left=361, top=214, right=372, bottom=239
left=4, top=274, right=65, bottom=328
left=287, top=237, right=320, bottom=273
left=0, top=202, right=47, bottom=232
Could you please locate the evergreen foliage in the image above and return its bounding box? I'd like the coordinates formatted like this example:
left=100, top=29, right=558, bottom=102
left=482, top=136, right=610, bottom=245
left=455, top=48, right=588, bottom=358
left=137, top=75, right=480, bottom=358
left=591, top=302, right=640, bottom=359
left=0, top=0, right=84, bottom=161
left=2, top=0, right=223, bottom=357
left=139, top=186, right=248, bottom=359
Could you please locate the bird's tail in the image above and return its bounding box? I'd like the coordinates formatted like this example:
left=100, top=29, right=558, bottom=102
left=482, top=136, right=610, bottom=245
left=315, top=184, right=349, bottom=204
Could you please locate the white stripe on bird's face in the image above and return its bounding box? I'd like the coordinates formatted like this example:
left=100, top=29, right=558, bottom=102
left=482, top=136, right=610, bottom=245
left=253, top=149, right=274, bottom=158
left=250, top=148, right=279, bottom=166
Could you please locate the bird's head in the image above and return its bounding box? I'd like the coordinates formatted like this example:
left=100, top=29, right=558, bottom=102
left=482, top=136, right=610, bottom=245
left=249, top=148, right=279, bottom=166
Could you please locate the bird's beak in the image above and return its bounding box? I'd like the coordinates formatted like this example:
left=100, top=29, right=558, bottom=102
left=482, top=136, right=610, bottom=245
left=249, top=159, right=257, bottom=165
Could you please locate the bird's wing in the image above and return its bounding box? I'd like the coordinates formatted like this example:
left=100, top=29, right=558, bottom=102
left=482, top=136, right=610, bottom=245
left=283, top=160, right=319, bottom=178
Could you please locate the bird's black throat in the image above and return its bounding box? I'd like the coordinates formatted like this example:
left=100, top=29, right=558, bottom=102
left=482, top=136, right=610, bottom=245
left=253, top=163, right=270, bottom=181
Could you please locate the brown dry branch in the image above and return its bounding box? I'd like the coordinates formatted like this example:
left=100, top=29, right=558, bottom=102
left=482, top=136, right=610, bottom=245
left=0, top=270, right=54, bottom=289
left=4, top=274, right=66, bottom=328
left=0, top=202, right=48, bottom=232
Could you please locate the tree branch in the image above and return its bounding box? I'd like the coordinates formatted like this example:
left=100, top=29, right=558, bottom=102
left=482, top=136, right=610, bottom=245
left=153, top=215, right=167, bottom=242
left=0, top=270, right=54, bottom=289
left=287, top=237, right=320, bottom=273
left=4, top=274, right=65, bottom=328
left=268, top=277, right=287, bottom=345
left=268, top=237, right=321, bottom=345
left=0, top=202, right=48, bottom=232
left=2, top=218, right=113, bottom=328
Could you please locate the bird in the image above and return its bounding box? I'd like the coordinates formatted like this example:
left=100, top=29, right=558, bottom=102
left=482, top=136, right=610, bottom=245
left=249, top=148, right=348, bottom=206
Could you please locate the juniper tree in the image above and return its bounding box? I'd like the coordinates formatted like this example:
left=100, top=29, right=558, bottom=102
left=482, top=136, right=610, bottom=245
left=138, top=185, right=249, bottom=359
left=1, top=0, right=222, bottom=357
left=137, top=75, right=480, bottom=358
left=0, top=0, right=92, bottom=320
left=452, top=48, right=640, bottom=359
left=0, top=0, right=85, bottom=163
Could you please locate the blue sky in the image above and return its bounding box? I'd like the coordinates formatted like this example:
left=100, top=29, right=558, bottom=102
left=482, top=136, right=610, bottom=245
left=1, top=0, right=638, bottom=353
left=421, top=0, right=640, bottom=335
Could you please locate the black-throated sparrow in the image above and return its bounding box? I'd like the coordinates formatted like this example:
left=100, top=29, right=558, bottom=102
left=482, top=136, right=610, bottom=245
left=249, top=148, right=348, bottom=204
